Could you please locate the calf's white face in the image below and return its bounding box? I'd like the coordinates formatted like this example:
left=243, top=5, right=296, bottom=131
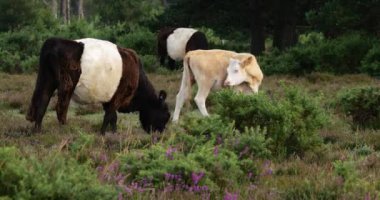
left=224, top=58, right=247, bottom=87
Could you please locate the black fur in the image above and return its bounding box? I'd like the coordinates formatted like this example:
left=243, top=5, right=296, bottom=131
left=118, top=63, right=170, bottom=133
left=26, top=38, right=84, bottom=131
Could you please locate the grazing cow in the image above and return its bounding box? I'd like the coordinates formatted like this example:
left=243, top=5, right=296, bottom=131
left=26, top=38, right=170, bottom=134
left=157, top=27, right=208, bottom=70
left=172, top=49, right=263, bottom=122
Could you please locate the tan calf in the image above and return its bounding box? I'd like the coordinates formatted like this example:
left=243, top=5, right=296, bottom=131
left=172, top=49, right=263, bottom=122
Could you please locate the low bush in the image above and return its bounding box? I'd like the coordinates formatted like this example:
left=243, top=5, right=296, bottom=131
left=260, top=32, right=377, bottom=76
left=115, top=114, right=271, bottom=192
left=337, top=86, right=380, bottom=129
left=360, top=44, right=380, bottom=77
left=140, top=54, right=159, bottom=72
left=0, top=147, right=117, bottom=199
left=212, top=86, right=328, bottom=157
left=116, top=26, right=156, bottom=56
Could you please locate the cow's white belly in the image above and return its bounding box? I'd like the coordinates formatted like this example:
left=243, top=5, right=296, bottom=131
left=167, top=28, right=197, bottom=61
left=72, top=38, right=122, bottom=104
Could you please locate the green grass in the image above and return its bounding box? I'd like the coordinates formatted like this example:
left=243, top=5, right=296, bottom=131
left=0, top=72, right=379, bottom=199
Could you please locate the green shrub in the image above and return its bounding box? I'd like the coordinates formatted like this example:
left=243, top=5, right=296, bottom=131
left=260, top=32, right=376, bottom=75
left=180, top=114, right=272, bottom=158
left=119, top=142, right=245, bottom=190
left=212, top=87, right=328, bottom=157
left=55, top=19, right=106, bottom=40
left=0, top=25, right=51, bottom=73
left=0, top=147, right=117, bottom=199
left=140, top=54, right=159, bottom=72
left=0, top=50, right=21, bottom=73
left=315, top=33, right=373, bottom=74
left=360, top=44, right=380, bottom=76
left=181, top=114, right=235, bottom=139
left=0, top=20, right=133, bottom=73
left=118, top=114, right=270, bottom=191
left=337, top=86, right=380, bottom=129
left=116, top=26, right=156, bottom=55
left=225, top=127, right=272, bottom=160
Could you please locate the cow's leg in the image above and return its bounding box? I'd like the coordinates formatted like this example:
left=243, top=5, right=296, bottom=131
left=56, top=71, right=80, bottom=125
left=101, top=103, right=117, bottom=134
left=27, top=69, right=58, bottom=132
left=34, top=81, right=57, bottom=131
left=194, top=81, right=213, bottom=117
left=160, top=55, right=166, bottom=66
left=168, top=57, right=176, bottom=70
left=110, top=112, right=118, bottom=133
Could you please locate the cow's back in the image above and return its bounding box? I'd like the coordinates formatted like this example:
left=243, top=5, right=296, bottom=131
left=73, top=38, right=123, bottom=104
left=186, top=50, right=237, bottom=88
left=167, top=28, right=197, bottom=61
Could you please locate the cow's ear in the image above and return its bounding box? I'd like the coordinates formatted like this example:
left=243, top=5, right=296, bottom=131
left=158, top=90, right=167, bottom=102
left=242, top=56, right=253, bottom=67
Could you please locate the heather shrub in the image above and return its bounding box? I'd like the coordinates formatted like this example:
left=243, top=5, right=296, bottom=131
left=0, top=147, right=117, bottom=199
left=119, top=144, right=217, bottom=188
left=212, top=87, right=328, bottom=157
left=225, top=127, right=272, bottom=160
left=337, top=86, right=380, bottom=129
left=117, top=114, right=272, bottom=192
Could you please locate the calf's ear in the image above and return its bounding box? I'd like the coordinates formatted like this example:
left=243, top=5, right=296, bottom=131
left=242, top=56, right=253, bottom=67
left=158, top=90, right=167, bottom=102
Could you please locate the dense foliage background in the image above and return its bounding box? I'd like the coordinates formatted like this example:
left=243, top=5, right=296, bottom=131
left=0, top=0, right=379, bottom=76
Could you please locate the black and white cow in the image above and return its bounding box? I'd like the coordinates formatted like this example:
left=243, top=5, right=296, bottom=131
left=26, top=38, right=170, bottom=134
left=157, top=27, right=208, bottom=70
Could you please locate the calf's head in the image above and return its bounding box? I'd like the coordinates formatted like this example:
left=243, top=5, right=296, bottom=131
left=140, top=90, right=170, bottom=133
left=224, top=57, right=252, bottom=86
left=224, top=56, right=261, bottom=93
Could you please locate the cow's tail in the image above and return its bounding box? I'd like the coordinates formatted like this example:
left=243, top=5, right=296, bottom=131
left=26, top=39, right=59, bottom=124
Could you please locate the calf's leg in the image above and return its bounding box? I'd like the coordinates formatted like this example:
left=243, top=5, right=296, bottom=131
left=173, top=63, right=193, bottom=122
left=194, top=81, right=213, bottom=117
left=173, top=85, right=191, bottom=122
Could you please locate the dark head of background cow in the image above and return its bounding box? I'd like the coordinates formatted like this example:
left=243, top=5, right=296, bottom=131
left=139, top=90, right=170, bottom=133
left=157, top=27, right=208, bottom=70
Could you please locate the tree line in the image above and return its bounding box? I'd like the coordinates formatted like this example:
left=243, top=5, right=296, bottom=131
left=0, top=0, right=379, bottom=55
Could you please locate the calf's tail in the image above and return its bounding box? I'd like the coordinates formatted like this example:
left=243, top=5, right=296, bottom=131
left=182, top=56, right=194, bottom=100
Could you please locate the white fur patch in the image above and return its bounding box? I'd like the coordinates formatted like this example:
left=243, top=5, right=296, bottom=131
left=73, top=38, right=123, bottom=104
left=167, top=28, right=197, bottom=61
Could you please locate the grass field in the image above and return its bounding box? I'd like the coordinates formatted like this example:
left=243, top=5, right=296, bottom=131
left=0, top=71, right=379, bottom=199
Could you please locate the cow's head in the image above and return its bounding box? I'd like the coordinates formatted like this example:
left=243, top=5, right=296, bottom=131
left=140, top=90, right=171, bottom=133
